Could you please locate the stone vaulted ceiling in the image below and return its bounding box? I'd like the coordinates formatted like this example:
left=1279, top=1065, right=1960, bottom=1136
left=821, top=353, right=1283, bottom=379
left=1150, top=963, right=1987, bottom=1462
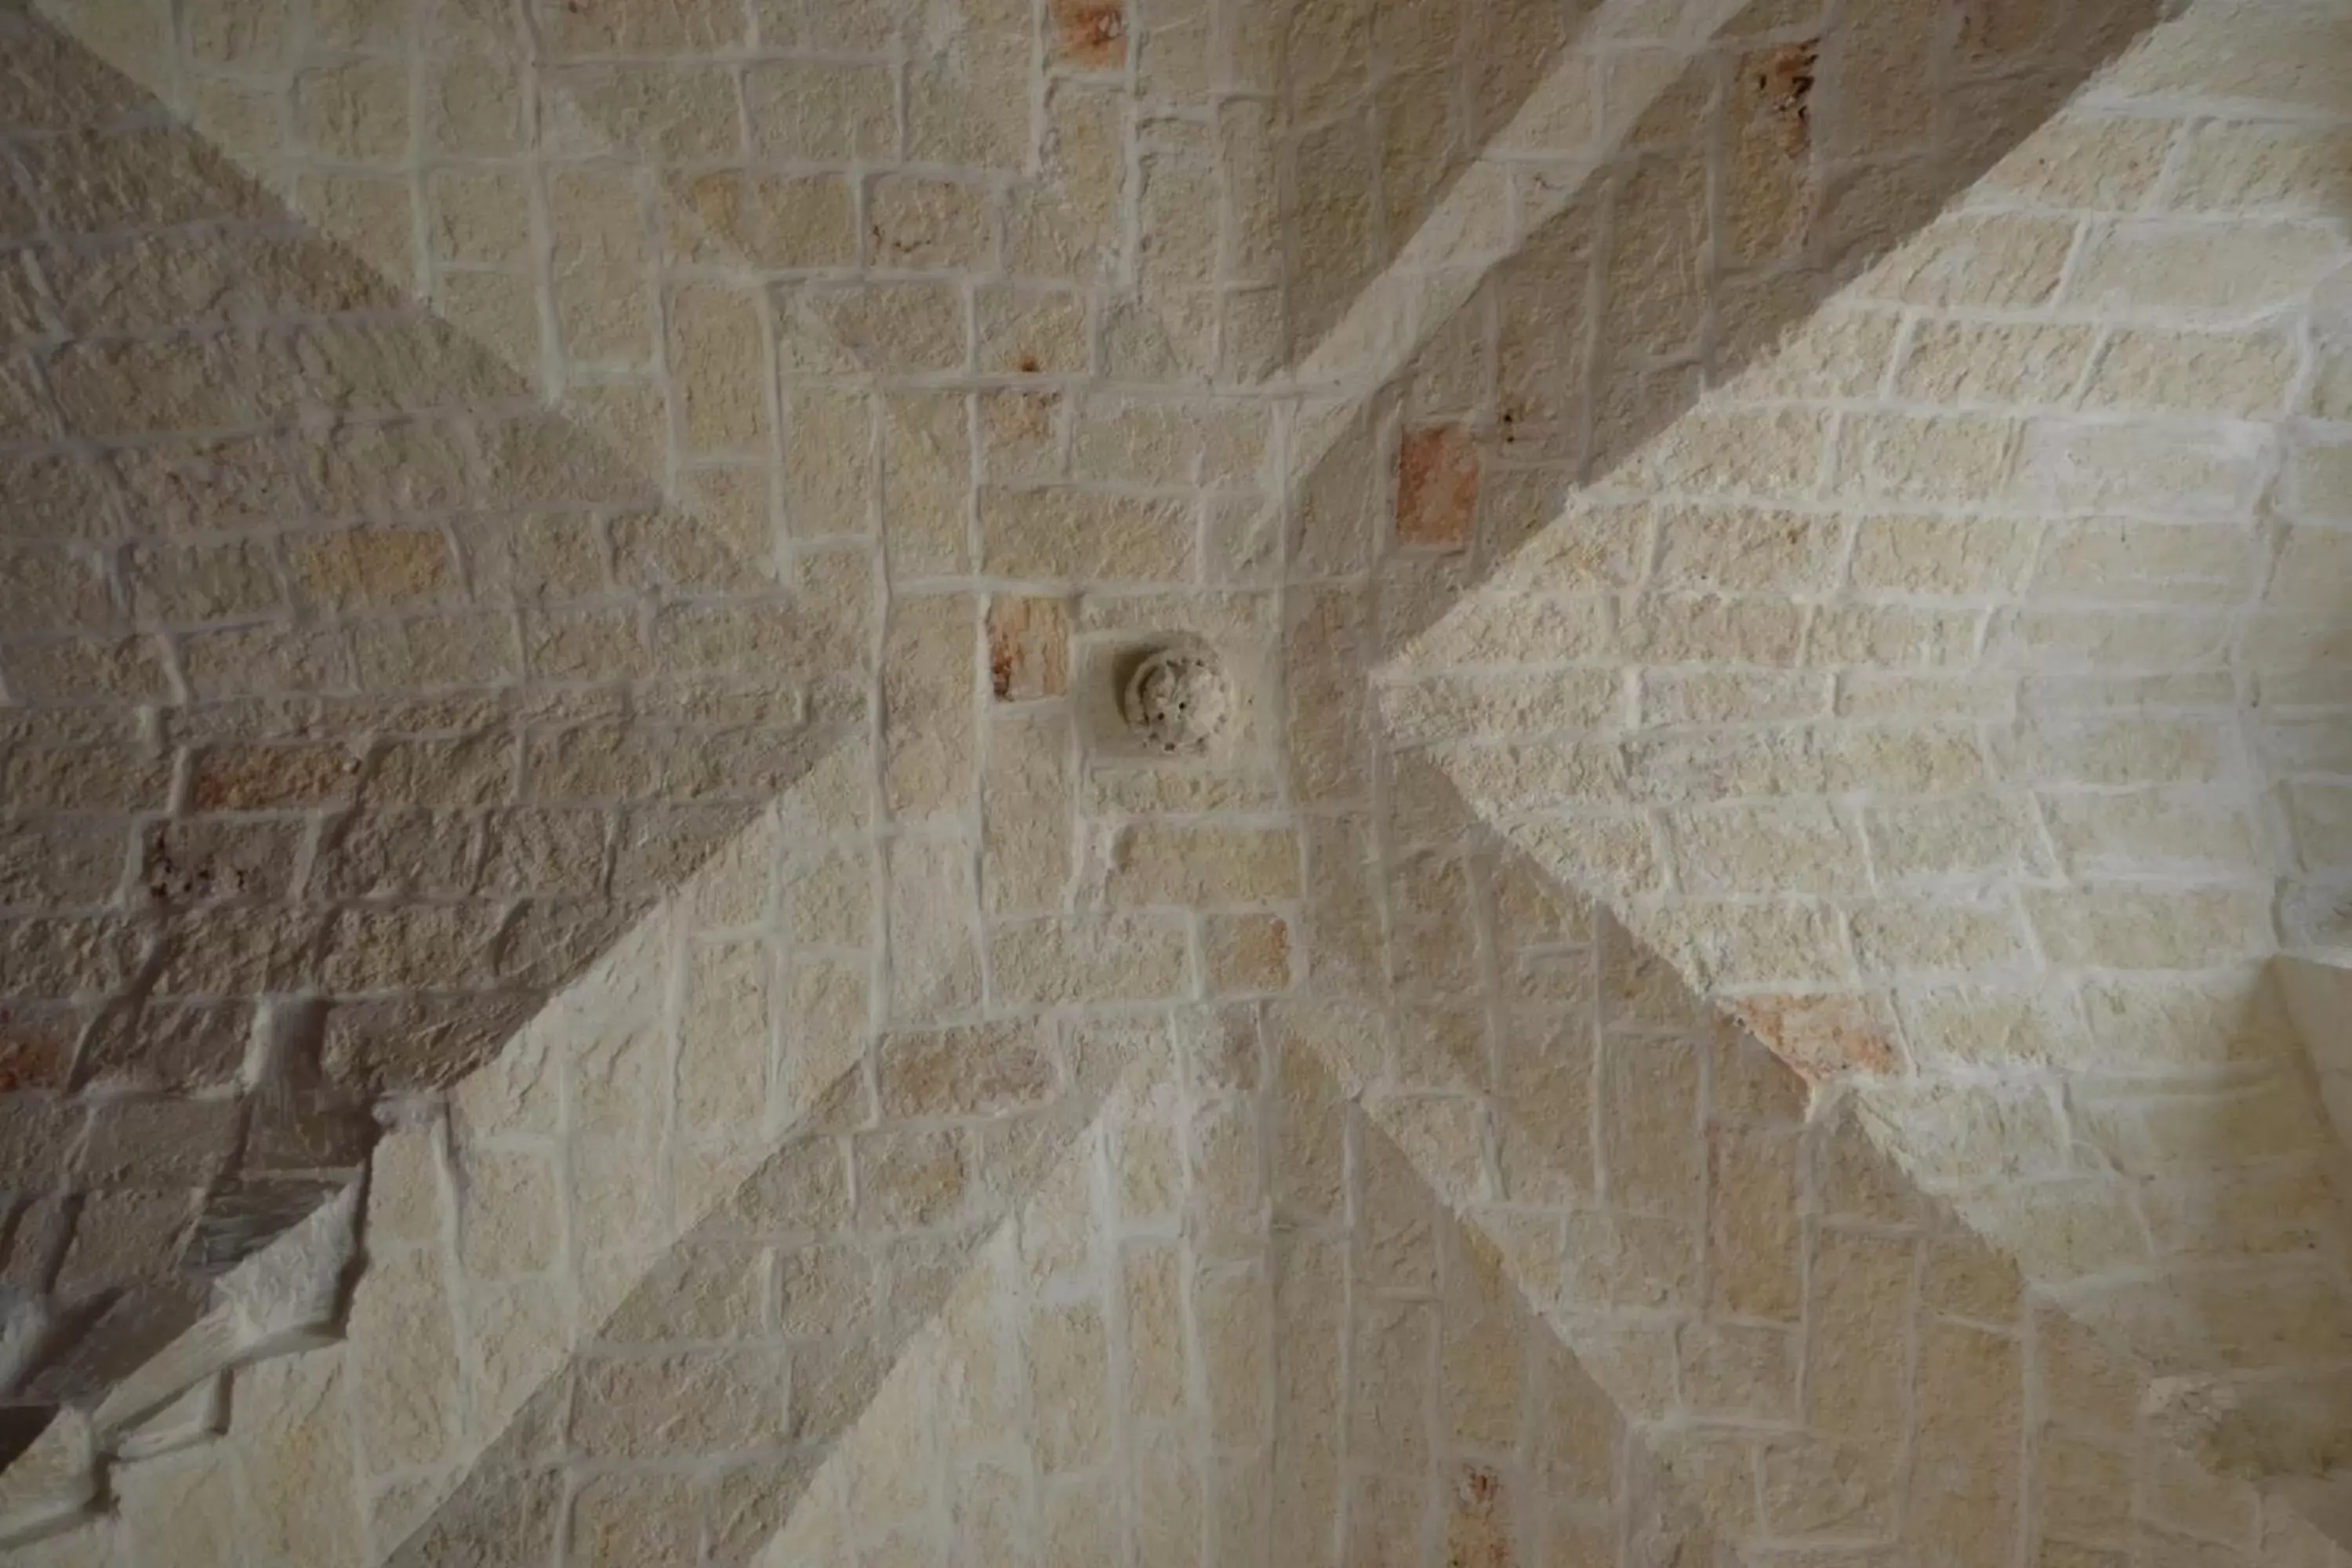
left=3, top=0, right=2352, bottom=1564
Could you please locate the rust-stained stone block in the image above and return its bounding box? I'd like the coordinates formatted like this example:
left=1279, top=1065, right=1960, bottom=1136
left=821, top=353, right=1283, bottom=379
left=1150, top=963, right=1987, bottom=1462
left=986, top=594, right=1070, bottom=701
left=0, top=1012, right=74, bottom=1095
left=1051, top=0, right=1127, bottom=69
left=1396, top=423, right=1480, bottom=549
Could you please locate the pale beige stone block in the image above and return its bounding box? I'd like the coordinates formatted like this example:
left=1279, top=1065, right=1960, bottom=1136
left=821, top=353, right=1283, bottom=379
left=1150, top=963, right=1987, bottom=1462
left=1107, top=823, right=1298, bottom=907
left=346, top=1245, right=463, bottom=1472
left=1978, top=112, right=2176, bottom=211
left=1407, top=593, right=1613, bottom=668
left=1994, top=715, right=2238, bottom=787
left=1667, top=800, right=1865, bottom=897
left=2024, top=885, right=2270, bottom=968
left=297, top=60, right=408, bottom=163
left=1858, top=1080, right=2067, bottom=1182
left=2071, top=1071, right=2328, bottom=1178
left=1627, top=406, right=1830, bottom=497
left=886, top=835, right=981, bottom=1020
left=981, top=486, right=1196, bottom=582
left=571, top=1347, right=787, bottom=1458
left=1638, top=669, right=1830, bottom=728
left=1850, top=896, right=2032, bottom=978
left=989, top=913, right=1190, bottom=1005
left=883, top=593, right=978, bottom=816
left=1621, top=593, right=1807, bottom=666
left=2171, top=124, right=2352, bottom=214
left=2031, top=518, right=2257, bottom=604
left=2103, top=2, right=2352, bottom=114
left=669, top=285, right=770, bottom=455
left=1898, top=320, right=2096, bottom=406
left=1382, top=668, right=1626, bottom=744
left=784, top=387, right=877, bottom=539
left=1806, top=604, right=1984, bottom=669
left=810, top=281, right=969, bottom=375
left=1994, top=609, right=2239, bottom=684
left=869, top=175, right=995, bottom=271
left=2083, top=328, right=2298, bottom=416
left=879, top=1021, right=1057, bottom=1120
left=2270, top=524, right=2352, bottom=608
left=2042, top=789, right=2263, bottom=877
left=1834, top=411, right=2018, bottom=503
left=1652, top=503, right=1845, bottom=592
left=1027, top=1298, right=1109, bottom=1472
left=2067, top=220, right=2346, bottom=316
left=1853, top=212, right=2077, bottom=309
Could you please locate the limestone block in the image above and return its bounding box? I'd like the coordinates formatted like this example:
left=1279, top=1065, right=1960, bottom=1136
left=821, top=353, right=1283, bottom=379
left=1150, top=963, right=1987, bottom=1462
left=1854, top=212, right=2077, bottom=308
left=1106, top=824, right=1298, bottom=907
left=989, top=914, right=1191, bottom=1005
left=2071, top=219, right=2346, bottom=316
left=2174, top=124, right=2352, bottom=214
left=0, top=1408, right=94, bottom=1548
left=2282, top=956, right=2352, bottom=1162
left=1979, top=111, right=2175, bottom=210
left=85, top=1178, right=354, bottom=1448
left=982, top=487, right=1196, bottom=582
left=743, top=60, right=897, bottom=162
left=879, top=1022, right=1058, bottom=1120
left=2024, top=886, right=2270, bottom=969
left=1394, top=423, right=1480, bottom=549
left=74, top=1098, right=240, bottom=1192
left=111, top=1372, right=223, bottom=1462
left=870, top=176, right=995, bottom=271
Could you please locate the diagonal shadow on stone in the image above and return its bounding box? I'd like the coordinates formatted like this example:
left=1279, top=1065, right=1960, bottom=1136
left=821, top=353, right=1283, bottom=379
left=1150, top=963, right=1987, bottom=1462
left=1306, top=749, right=2165, bottom=1565
left=0, top=15, right=864, bottom=1410
left=724, top=1004, right=1748, bottom=1568
left=1264, top=0, right=1611, bottom=375
left=380, top=1018, right=1131, bottom=1568
left=1290, top=0, right=2167, bottom=666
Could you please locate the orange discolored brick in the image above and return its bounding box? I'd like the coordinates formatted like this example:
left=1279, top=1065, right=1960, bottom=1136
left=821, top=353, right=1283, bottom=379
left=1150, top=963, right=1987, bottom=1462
left=986, top=594, right=1070, bottom=701
left=0, top=1011, right=69, bottom=1091
left=1446, top=1464, right=1515, bottom=1568
left=1744, top=41, right=1818, bottom=157
left=190, top=742, right=360, bottom=811
left=1726, top=993, right=1898, bottom=1083
left=1051, top=0, right=1127, bottom=67
left=1395, top=423, right=1480, bottom=550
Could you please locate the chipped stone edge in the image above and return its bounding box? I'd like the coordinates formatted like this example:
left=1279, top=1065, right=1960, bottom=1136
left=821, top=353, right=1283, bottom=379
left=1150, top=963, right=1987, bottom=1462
left=0, top=1408, right=95, bottom=1551
left=0, top=1178, right=361, bottom=1543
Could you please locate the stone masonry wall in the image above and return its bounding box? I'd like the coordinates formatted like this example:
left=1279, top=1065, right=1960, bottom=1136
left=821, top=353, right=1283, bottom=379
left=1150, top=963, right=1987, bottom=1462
left=1389, top=0, right=2352, bottom=1468
left=27, top=834, right=2352, bottom=1567
left=14, top=0, right=2352, bottom=1562
left=0, top=1, right=857, bottom=1410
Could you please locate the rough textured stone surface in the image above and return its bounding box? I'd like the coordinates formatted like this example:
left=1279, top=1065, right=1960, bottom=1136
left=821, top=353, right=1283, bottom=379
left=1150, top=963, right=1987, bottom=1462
left=13, top=2, right=2352, bottom=1568
left=1387, top=0, right=2352, bottom=1543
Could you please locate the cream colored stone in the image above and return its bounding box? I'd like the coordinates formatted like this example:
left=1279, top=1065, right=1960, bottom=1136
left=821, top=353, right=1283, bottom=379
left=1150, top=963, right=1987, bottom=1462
left=20, top=4, right=2352, bottom=1557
